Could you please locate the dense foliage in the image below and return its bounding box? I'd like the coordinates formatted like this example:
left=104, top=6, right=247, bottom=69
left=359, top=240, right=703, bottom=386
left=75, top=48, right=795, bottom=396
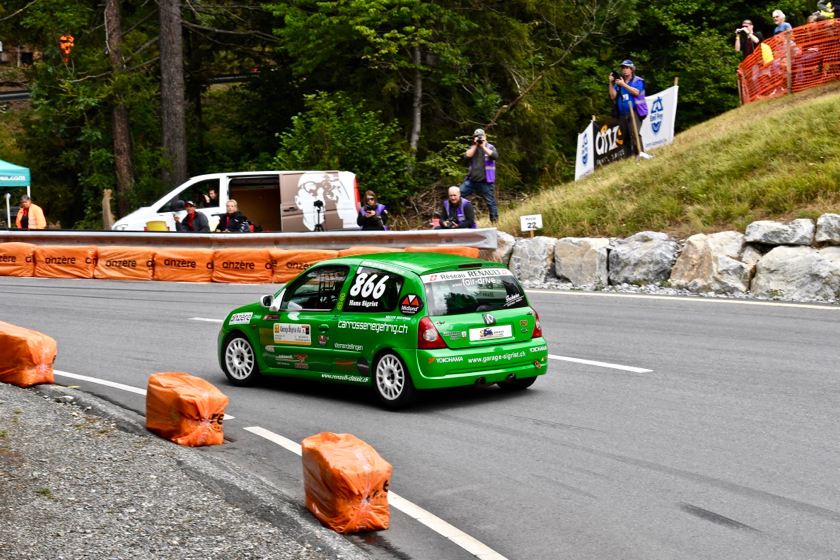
left=0, top=0, right=815, bottom=227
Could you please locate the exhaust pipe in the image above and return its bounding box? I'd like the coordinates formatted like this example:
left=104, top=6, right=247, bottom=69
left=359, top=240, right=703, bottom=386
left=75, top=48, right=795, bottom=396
left=475, top=376, right=486, bottom=385
left=505, top=373, right=517, bottom=383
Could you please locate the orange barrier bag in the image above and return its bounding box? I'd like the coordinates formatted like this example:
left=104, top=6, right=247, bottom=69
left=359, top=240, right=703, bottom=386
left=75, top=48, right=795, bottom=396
left=0, top=321, right=56, bottom=387
left=94, top=246, right=155, bottom=281
left=0, top=242, right=36, bottom=277
left=34, top=245, right=97, bottom=279
left=404, top=245, right=480, bottom=259
left=302, top=432, right=392, bottom=533
left=337, top=246, right=404, bottom=258
left=213, top=248, right=273, bottom=284
left=270, top=249, right=339, bottom=284
left=146, top=372, right=229, bottom=446
left=153, top=248, right=214, bottom=282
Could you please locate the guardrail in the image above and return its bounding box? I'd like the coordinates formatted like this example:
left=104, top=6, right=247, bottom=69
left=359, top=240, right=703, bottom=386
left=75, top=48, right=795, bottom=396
left=0, top=228, right=498, bottom=250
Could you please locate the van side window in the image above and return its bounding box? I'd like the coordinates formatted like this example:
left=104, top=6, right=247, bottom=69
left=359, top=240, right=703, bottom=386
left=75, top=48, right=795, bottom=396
left=157, top=179, right=221, bottom=212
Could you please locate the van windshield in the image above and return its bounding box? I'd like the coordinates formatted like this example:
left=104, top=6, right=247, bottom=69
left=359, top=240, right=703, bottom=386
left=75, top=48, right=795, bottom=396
left=157, top=179, right=221, bottom=212
left=421, top=269, right=527, bottom=316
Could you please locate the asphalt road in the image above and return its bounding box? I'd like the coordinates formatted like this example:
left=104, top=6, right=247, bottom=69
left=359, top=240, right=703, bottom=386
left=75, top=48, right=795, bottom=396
left=1, top=277, right=838, bottom=559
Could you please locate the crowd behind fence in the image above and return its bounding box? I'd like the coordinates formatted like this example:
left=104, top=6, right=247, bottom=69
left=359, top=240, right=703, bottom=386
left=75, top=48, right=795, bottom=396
left=738, top=19, right=840, bottom=103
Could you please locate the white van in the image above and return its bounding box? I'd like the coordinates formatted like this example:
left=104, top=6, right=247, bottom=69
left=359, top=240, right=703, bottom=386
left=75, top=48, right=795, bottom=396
left=112, top=170, right=360, bottom=232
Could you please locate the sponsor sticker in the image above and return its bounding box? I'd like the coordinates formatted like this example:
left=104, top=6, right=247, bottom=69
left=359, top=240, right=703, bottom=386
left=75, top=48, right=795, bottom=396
left=443, top=331, right=462, bottom=341
left=469, top=325, right=513, bottom=342
left=530, top=345, right=548, bottom=353
left=520, top=320, right=529, bottom=326
left=318, top=334, right=328, bottom=346
left=273, top=323, right=311, bottom=345
left=399, top=294, right=424, bottom=316
left=229, top=312, right=253, bottom=325
left=321, top=373, right=368, bottom=383
left=263, top=314, right=280, bottom=321
left=421, top=268, right=511, bottom=283
left=335, top=342, right=363, bottom=351
left=428, top=356, right=464, bottom=364
left=338, top=320, right=408, bottom=335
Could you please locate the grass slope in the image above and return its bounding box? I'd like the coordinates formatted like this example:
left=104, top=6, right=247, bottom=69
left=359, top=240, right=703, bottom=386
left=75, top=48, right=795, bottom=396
left=494, top=82, right=840, bottom=239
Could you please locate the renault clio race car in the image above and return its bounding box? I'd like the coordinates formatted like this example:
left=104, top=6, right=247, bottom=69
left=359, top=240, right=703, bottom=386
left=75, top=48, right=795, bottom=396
left=218, top=253, right=548, bottom=409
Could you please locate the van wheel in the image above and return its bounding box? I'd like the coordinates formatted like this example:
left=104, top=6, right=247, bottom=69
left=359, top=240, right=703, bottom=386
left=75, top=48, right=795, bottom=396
left=497, top=376, right=537, bottom=391
left=222, top=333, right=261, bottom=386
left=373, top=351, right=417, bottom=410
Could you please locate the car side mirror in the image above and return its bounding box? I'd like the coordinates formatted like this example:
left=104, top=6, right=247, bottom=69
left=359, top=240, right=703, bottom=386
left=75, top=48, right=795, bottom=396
left=260, top=295, right=273, bottom=308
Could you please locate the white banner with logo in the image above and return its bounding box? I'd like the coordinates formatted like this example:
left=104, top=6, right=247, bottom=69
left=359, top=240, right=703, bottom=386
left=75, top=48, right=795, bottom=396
left=574, top=85, right=678, bottom=180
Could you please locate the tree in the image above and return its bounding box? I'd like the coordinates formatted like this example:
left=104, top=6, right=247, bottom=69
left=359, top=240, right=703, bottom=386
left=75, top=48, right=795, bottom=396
left=159, top=0, right=187, bottom=187
left=105, top=0, right=134, bottom=217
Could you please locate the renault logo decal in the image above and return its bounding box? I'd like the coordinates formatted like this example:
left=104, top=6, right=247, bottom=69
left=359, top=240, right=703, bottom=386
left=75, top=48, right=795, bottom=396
left=483, top=314, right=496, bottom=325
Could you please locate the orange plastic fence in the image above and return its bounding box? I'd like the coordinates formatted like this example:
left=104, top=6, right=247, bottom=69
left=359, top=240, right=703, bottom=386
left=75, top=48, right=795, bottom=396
left=738, top=19, right=840, bottom=102
left=212, top=248, right=273, bottom=284
left=336, top=246, right=405, bottom=258
left=404, top=245, right=480, bottom=259
left=270, top=249, right=339, bottom=283
left=146, top=372, right=229, bottom=446
left=153, top=248, right=214, bottom=282
left=302, top=432, right=392, bottom=533
left=94, top=246, right=155, bottom=281
left=34, top=245, right=97, bottom=279
left=0, top=321, right=56, bottom=387
left=0, top=242, right=36, bottom=277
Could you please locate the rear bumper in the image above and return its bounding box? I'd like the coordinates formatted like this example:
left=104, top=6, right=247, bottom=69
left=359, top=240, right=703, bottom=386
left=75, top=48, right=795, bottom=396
left=403, top=338, right=548, bottom=389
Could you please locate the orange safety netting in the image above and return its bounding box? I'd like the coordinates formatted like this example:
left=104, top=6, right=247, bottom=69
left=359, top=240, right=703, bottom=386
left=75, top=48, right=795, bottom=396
left=404, top=245, right=480, bottom=259
left=0, top=243, right=36, bottom=277
left=212, top=248, right=274, bottom=284
left=146, top=372, right=229, bottom=446
left=302, top=432, right=392, bottom=533
left=94, top=246, right=155, bottom=281
left=738, top=19, right=840, bottom=102
left=0, top=321, right=56, bottom=387
left=34, top=245, right=97, bottom=279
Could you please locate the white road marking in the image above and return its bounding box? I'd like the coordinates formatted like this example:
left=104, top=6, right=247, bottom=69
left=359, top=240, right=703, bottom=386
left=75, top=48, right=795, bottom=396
left=245, top=426, right=507, bottom=560
left=52, top=370, right=234, bottom=420
left=190, top=317, right=224, bottom=323
left=527, top=289, right=839, bottom=310
left=547, top=355, right=652, bottom=373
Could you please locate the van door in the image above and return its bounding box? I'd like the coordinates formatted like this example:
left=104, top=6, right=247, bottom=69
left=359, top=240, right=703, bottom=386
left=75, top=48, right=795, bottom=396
left=280, top=171, right=358, bottom=232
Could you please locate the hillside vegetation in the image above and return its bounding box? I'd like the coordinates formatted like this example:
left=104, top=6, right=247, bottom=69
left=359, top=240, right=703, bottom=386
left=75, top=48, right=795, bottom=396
left=493, top=82, right=840, bottom=239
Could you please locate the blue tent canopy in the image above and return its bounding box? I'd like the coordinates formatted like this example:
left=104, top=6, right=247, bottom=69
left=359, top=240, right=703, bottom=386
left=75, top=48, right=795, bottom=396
left=0, top=159, right=30, bottom=187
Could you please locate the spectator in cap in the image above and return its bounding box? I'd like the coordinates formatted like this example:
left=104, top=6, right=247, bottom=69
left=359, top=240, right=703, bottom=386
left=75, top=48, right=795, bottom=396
left=174, top=200, right=210, bottom=232
left=735, top=20, right=763, bottom=60
left=458, top=127, right=499, bottom=223
left=609, top=59, right=652, bottom=160
left=15, top=195, right=46, bottom=229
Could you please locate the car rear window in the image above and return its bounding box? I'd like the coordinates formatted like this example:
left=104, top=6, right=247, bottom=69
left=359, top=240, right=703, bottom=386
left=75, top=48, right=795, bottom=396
left=421, top=268, right=527, bottom=316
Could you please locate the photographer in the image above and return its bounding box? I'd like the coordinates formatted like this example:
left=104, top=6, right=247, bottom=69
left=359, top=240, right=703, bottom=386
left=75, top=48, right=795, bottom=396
left=735, top=20, right=763, bottom=60
left=459, top=128, right=499, bottom=224
left=435, top=186, right=476, bottom=230
left=608, top=59, right=651, bottom=160
left=357, top=190, right=389, bottom=231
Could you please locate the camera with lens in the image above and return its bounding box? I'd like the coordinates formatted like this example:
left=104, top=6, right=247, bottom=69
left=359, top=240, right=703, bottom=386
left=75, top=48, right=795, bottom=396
left=313, top=199, right=324, bottom=209
left=611, top=70, right=622, bottom=81
left=475, top=136, right=484, bottom=145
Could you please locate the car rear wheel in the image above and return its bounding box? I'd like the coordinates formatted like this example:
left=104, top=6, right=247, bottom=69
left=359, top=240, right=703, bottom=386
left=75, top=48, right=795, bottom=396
left=222, top=333, right=260, bottom=386
left=497, top=376, right=537, bottom=391
left=373, top=351, right=417, bottom=410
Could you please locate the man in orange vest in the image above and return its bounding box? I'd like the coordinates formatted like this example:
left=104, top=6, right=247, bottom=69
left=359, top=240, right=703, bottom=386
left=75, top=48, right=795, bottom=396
left=16, top=195, right=46, bottom=229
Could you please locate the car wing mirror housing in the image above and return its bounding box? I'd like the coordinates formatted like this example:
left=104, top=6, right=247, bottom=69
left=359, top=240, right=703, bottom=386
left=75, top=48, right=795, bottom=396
left=260, top=295, right=273, bottom=308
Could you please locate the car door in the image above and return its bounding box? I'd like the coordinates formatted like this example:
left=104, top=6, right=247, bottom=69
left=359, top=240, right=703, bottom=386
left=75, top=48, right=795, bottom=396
left=256, top=264, right=349, bottom=374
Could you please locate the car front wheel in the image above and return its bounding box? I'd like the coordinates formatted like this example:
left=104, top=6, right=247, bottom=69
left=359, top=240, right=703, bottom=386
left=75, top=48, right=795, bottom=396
left=222, top=333, right=261, bottom=386
left=373, top=351, right=417, bottom=410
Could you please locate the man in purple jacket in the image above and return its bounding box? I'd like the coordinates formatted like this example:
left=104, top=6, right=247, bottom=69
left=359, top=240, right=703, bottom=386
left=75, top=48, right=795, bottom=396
left=459, top=128, right=499, bottom=223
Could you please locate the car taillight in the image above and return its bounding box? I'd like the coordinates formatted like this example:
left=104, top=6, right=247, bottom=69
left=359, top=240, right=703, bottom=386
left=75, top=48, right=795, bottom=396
left=418, top=317, right=447, bottom=349
left=531, top=309, right=542, bottom=338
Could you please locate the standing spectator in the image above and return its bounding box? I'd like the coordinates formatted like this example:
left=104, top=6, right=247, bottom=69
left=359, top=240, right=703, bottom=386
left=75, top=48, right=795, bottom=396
left=735, top=20, right=763, bottom=59
left=174, top=200, right=210, bottom=232
left=199, top=187, right=219, bottom=208
left=609, top=60, right=652, bottom=159
left=773, top=10, right=793, bottom=35
left=215, top=199, right=250, bottom=232
left=458, top=128, right=499, bottom=224
left=357, top=190, right=389, bottom=231
left=15, top=195, right=46, bottom=229
left=817, top=1, right=835, bottom=18
left=435, top=186, right=476, bottom=229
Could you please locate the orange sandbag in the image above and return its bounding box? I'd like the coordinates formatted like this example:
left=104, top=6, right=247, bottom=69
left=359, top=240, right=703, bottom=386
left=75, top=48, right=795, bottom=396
left=153, top=248, right=214, bottom=282
left=94, top=246, right=155, bottom=281
left=337, top=246, right=404, bottom=258
left=270, top=249, right=339, bottom=283
left=0, top=321, right=56, bottom=387
left=33, top=245, right=97, bottom=279
left=212, top=248, right=273, bottom=284
left=0, top=242, right=36, bottom=277
left=146, top=372, right=229, bottom=446
left=302, top=432, right=392, bottom=533
left=404, top=245, right=480, bottom=259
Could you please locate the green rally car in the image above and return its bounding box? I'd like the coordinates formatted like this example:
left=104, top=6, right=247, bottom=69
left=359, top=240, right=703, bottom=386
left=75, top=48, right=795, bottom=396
left=218, top=252, right=548, bottom=409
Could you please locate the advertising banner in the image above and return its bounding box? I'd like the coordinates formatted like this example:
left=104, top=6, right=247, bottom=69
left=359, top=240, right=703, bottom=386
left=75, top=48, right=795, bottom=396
left=639, top=85, right=679, bottom=151
left=574, top=122, right=595, bottom=181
